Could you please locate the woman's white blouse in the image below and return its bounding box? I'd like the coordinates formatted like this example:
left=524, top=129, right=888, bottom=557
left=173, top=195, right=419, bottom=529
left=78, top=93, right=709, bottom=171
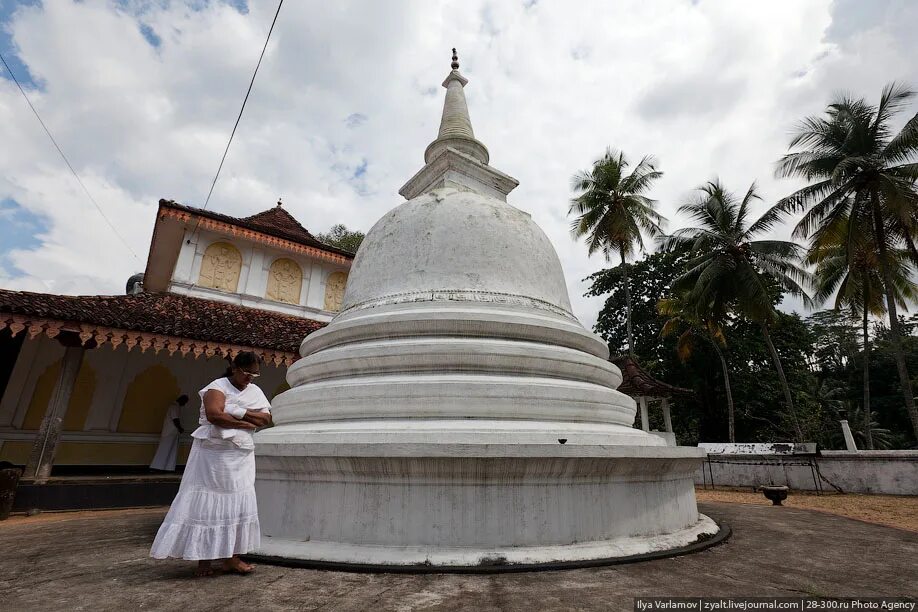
left=192, top=377, right=271, bottom=450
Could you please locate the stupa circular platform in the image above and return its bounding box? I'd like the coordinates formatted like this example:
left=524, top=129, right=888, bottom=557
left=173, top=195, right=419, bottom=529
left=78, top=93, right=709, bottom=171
left=254, top=441, right=717, bottom=568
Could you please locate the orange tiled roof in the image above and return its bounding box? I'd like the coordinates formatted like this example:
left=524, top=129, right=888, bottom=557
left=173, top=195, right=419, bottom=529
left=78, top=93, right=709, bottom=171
left=0, top=289, right=323, bottom=354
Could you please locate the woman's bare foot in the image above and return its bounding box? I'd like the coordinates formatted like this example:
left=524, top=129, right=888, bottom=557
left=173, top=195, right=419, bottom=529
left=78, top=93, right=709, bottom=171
left=195, top=561, right=215, bottom=577
left=222, top=556, right=255, bottom=575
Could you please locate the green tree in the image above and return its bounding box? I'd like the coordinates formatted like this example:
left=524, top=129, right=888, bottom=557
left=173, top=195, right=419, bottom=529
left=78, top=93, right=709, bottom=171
left=586, top=248, right=691, bottom=360
left=658, top=294, right=736, bottom=441
left=868, top=316, right=918, bottom=447
left=316, top=224, right=365, bottom=253
left=587, top=250, right=818, bottom=444
left=569, top=148, right=665, bottom=355
left=774, top=83, right=918, bottom=441
left=807, top=212, right=918, bottom=448
left=661, top=179, right=812, bottom=441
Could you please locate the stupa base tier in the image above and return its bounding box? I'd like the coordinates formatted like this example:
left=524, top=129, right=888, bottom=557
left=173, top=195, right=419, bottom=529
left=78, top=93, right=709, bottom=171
left=254, top=443, right=712, bottom=567
left=254, top=420, right=671, bottom=447
left=253, top=514, right=720, bottom=569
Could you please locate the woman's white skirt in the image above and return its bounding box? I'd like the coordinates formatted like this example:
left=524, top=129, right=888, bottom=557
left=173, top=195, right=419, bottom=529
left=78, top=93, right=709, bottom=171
left=150, top=438, right=260, bottom=560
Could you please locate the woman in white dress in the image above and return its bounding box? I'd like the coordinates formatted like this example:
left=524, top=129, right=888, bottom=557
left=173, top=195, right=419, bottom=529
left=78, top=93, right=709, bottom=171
left=150, top=351, right=273, bottom=576
left=149, top=394, right=188, bottom=472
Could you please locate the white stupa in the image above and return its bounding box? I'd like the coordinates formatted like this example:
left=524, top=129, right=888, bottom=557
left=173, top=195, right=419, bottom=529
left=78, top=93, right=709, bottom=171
left=255, top=50, right=718, bottom=567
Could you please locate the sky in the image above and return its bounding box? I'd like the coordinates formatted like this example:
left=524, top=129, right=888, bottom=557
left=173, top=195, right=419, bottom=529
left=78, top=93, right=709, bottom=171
left=1, top=0, right=917, bottom=329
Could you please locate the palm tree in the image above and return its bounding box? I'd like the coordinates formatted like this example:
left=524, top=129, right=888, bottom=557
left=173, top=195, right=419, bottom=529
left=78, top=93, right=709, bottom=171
left=807, top=209, right=918, bottom=449
left=659, top=295, right=737, bottom=441
left=569, top=148, right=666, bottom=355
left=661, top=179, right=813, bottom=441
left=774, top=82, right=918, bottom=442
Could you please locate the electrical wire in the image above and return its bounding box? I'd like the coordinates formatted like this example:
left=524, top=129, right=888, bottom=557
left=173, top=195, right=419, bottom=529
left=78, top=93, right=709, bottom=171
left=199, top=0, right=284, bottom=214
left=0, top=51, right=142, bottom=264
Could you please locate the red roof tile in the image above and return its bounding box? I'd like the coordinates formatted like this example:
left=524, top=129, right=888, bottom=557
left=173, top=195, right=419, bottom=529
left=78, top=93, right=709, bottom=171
left=159, top=199, right=356, bottom=257
left=0, top=289, right=324, bottom=354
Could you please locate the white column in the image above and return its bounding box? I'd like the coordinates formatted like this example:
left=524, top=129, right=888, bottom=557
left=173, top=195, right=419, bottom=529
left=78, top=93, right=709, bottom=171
left=305, top=263, right=326, bottom=309
left=24, top=346, right=85, bottom=483
left=638, top=396, right=649, bottom=432
left=171, top=231, right=197, bottom=284
left=662, top=398, right=673, bottom=433
left=244, top=247, right=266, bottom=297
left=840, top=420, right=858, bottom=452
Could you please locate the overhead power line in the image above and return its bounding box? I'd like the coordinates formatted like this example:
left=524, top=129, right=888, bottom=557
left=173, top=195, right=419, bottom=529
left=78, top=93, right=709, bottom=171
left=0, top=52, right=142, bottom=264
left=200, top=0, right=285, bottom=213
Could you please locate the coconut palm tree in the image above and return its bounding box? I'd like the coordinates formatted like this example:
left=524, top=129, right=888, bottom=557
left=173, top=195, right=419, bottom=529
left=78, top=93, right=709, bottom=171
left=659, top=295, right=737, bottom=441
left=661, top=179, right=813, bottom=441
left=774, top=82, right=918, bottom=441
left=569, top=148, right=666, bottom=355
left=807, top=208, right=918, bottom=448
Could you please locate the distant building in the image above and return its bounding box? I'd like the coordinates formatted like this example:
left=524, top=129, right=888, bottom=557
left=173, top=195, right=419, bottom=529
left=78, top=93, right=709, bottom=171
left=0, top=199, right=352, bottom=478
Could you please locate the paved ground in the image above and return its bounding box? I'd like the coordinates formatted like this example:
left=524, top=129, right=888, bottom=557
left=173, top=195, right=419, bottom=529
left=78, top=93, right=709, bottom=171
left=1, top=502, right=916, bottom=611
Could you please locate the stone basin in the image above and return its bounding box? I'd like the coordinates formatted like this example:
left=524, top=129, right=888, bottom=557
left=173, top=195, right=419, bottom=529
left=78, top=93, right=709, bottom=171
left=760, top=485, right=789, bottom=506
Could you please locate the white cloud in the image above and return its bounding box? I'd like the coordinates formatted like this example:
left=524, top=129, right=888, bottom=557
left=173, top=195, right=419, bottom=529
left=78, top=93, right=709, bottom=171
left=1, top=0, right=917, bottom=330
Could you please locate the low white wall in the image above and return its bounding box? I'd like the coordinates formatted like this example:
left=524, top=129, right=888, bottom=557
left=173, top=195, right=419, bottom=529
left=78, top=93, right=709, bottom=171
left=694, top=451, right=918, bottom=496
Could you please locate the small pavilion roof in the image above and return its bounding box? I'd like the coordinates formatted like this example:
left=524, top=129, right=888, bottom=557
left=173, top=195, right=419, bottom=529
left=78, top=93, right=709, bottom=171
left=612, top=354, right=694, bottom=399
left=0, top=289, right=324, bottom=365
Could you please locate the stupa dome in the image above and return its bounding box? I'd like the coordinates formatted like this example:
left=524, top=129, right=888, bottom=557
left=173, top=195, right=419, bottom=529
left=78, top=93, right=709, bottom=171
left=342, top=188, right=573, bottom=316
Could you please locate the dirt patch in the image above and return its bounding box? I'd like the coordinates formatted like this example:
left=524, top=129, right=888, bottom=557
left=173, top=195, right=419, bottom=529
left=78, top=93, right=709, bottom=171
left=696, top=486, right=918, bottom=533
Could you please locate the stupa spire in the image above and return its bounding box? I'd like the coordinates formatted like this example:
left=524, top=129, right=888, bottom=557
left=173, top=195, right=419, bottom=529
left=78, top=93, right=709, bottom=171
left=424, top=48, right=489, bottom=164
left=400, top=48, right=519, bottom=201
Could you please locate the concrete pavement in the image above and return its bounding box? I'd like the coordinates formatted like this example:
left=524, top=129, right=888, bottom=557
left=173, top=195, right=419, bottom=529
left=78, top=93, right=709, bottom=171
left=1, top=502, right=915, bottom=611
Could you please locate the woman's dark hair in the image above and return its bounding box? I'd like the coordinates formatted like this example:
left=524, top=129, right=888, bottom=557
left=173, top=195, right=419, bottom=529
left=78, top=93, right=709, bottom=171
left=176, top=394, right=189, bottom=404
left=224, top=351, right=260, bottom=377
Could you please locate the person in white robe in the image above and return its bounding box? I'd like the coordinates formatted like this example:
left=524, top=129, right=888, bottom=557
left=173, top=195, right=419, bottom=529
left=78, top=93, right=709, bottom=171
left=150, top=351, right=272, bottom=576
left=149, top=394, right=188, bottom=472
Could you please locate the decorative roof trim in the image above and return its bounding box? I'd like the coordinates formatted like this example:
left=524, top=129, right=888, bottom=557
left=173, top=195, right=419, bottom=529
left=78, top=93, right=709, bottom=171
left=160, top=207, right=352, bottom=266
left=0, top=289, right=323, bottom=358
left=0, top=314, right=298, bottom=366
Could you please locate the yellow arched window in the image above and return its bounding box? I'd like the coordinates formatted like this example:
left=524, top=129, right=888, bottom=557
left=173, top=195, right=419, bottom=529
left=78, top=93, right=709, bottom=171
left=324, top=271, right=348, bottom=312
left=266, top=258, right=303, bottom=304
left=198, top=241, right=242, bottom=292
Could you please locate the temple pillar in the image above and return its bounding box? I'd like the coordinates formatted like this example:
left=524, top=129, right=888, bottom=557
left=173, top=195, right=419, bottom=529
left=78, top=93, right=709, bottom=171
left=23, top=345, right=86, bottom=483
left=662, top=398, right=673, bottom=433
left=638, top=396, right=649, bottom=432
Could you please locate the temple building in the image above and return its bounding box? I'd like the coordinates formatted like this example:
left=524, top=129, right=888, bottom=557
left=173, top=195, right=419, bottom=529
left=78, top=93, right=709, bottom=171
left=0, top=199, right=352, bottom=480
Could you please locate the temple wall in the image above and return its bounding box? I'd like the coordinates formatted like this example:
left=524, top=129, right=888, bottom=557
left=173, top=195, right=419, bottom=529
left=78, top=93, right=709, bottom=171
left=167, top=229, right=349, bottom=320
left=0, top=335, right=288, bottom=466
